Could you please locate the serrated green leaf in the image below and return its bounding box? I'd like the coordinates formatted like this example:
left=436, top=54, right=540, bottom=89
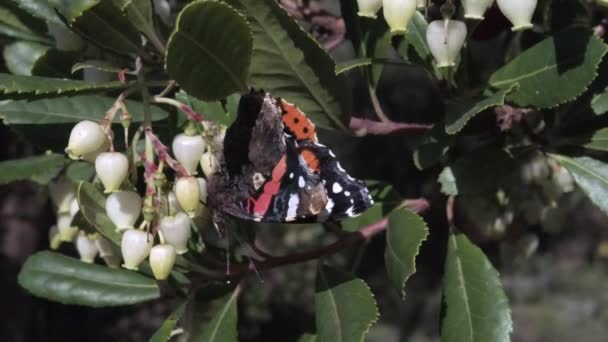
left=553, top=154, right=608, bottom=215
left=315, top=265, right=378, bottom=342
left=437, top=147, right=517, bottom=195
left=150, top=301, right=188, bottom=342
left=48, top=0, right=99, bottom=22
left=297, top=333, right=317, bottom=342
left=76, top=181, right=122, bottom=245
left=489, top=28, right=608, bottom=108
left=384, top=208, right=428, bottom=298
left=12, top=0, right=64, bottom=25
left=0, top=153, right=65, bottom=185
left=591, top=87, right=608, bottom=115
left=335, top=58, right=372, bottom=75
left=445, top=85, right=516, bottom=134
left=165, top=1, right=251, bottom=101
left=198, top=287, right=239, bottom=342
left=441, top=233, right=512, bottom=342
left=0, top=95, right=167, bottom=124
left=18, top=251, right=160, bottom=307
left=341, top=203, right=384, bottom=232
left=226, top=0, right=350, bottom=130
left=175, top=90, right=237, bottom=126
left=0, top=73, right=125, bottom=97
left=3, top=41, right=49, bottom=76
left=71, top=61, right=124, bottom=74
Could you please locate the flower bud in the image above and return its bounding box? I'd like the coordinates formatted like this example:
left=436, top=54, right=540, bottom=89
left=426, top=20, right=467, bottom=68
left=357, top=0, right=383, bottom=18
left=49, top=179, right=75, bottom=214
left=174, top=176, right=200, bottom=217
left=76, top=231, right=98, bottom=263
left=95, top=152, right=129, bottom=193
left=121, top=229, right=153, bottom=270
left=462, top=0, right=494, bottom=20
left=383, top=0, right=418, bottom=35
left=167, top=191, right=184, bottom=216
left=49, top=225, right=62, bottom=250
left=106, top=191, right=142, bottom=231
left=149, top=244, right=177, bottom=280
left=496, top=0, right=537, bottom=31
left=160, top=212, right=191, bottom=254
left=57, top=213, right=78, bottom=242
left=66, top=120, right=107, bottom=160
left=172, top=133, right=205, bottom=175
left=197, top=177, right=208, bottom=205
left=200, top=151, right=219, bottom=178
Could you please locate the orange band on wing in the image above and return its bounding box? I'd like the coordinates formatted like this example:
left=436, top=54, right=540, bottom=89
left=300, top=149, right=320, bottom=172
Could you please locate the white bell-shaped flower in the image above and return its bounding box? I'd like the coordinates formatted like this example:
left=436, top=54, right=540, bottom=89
left=76, top=231, right=98, bottom=263
left=383, top=0, right=418, bottom=35
left=95, top=152, right=129, bottom=193
left=160, top=212, right=191, bottom=254
left=357, top=0, right=383, bottom=18
left=426, top=20, right=467, bottom=68
left=121, top=229, right=153, bottom=270
left=149, top=244, right=177, bottom=280
left=49, top=179, right=75, bottom=214
left=49, top=225, right=62, bottom=250
left=95, top=237, right=121, bottom=268
left=166, top=191, right=184, bottom=216
left=172, top=133, right=205, bottom=175
left=462, top=0, right=494, bottom=19
left=197, top=177, right=208, bottom=205
left=200, top=151, right=219, bottom=178
left=57, top=213, right=78, bottom=242
left=496, top=0, right=537, bottom=31
left=106, top=191, right=142, bottom=231
left=66, top=120, right=107, bottom=160
left=174, top=176, right=200, bottom=217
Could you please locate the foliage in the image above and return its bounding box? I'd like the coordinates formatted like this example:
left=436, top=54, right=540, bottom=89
left=1, top=0, right=608, bottom=341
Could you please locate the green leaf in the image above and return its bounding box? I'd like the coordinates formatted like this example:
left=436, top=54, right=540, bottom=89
left=18, top=251, right=160, bottom=307
left=0, top=5, right=51, bottom=43
left=150, top=301, right=188, bottom=342
left=0, top=153, right=66, bottom=185
left=71, top=61, right=124, bottom=74
left=445, top=85, right=516, bottom=134
left=413, top=124, right=454, bottom=170
left=0, top=95, right=167, bottom=124
left=12, top=0, right=64, bottom=25
left=438, top=147, right=517, bottom=195
left=175, top=90, right=238, bottom=126
left=66, top=161, right=96, bottom=182
left=441, top=233, right=512, bottom=342
left=198, top=287, right=239, bottom=342
left=226, top=0, right=350, bottom=130
left=112, top=0, right=153, bottom=35
left=56, top=0, right=143, bottom=55
left=591, top=87, right=608, bottom=115
left=384, top=208, right=429, bottom=298
left=553, top=155, right=608, bottom=215
left=315, top=265, right=378, bottom=342
left=335, top=58, right=372, bottom=75
left=165, top=0, right=251, bottom=101
left=76, top=181, right=122, bottom=245
left=297, top=334, right=317, bottom=342
left=403, top=12, right=430, bottom=64
left=3, top=41, right=49, bottom=76
left=0, top=73, right=125, bottom=97
left=489, top=28, right=608, bottom=108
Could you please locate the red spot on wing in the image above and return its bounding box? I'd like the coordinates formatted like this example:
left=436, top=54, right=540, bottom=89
left=279, top=99, right=317, bottom=142
left=250, top=155, right=287, bottom=217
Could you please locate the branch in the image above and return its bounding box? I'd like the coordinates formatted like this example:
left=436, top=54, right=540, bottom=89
left=350, top=117, right=433, bottom=135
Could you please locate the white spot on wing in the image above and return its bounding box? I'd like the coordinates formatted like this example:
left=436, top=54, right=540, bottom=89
left=336, top=162, right=346, bottom=173
left=298, top=176, right=305, bottom=188
left=344, top=191, right=351, bottom=197
left=325, top=198, right=335, bottom=212
left=329, top=150, right=336, bottom=157
left=332, top=182, right=343, bottom=194
left=345, top=206, right=356, bottom=217
left=289, top=173, right=294, bottom=179
left=286, top=194, right=299, bottom=220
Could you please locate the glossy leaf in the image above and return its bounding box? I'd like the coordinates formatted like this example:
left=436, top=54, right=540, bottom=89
left=403, top=12, right=431, bottom=64
left=175, top=90, right=238, bottom=126
left=76, top=181, right=122, bottom=245
left=553, top=155, right=608, bottom=215
left=591, top=87, right=608, bottom=115
left=198, top=287, right=239, bottom=342
left=112, top=0, right=153, bottom=35
left=13, top=0, right=64, bottom=25
left=18, top=251, right=160, bottom=307
left=150, top=301, right=188, bottom=342
left=226, top=0, right=350, bottom=130
left=441, top=233, right=512, bottom=342
left=315, top=265, right=378, bottom=342
left=71, top=61, right=124, bottom=74
left=165, top=0, right=251, bottom=101
left=0, top=73, right=125, bottom=97
left=66, top=161, right=96, bottom=182
left=31, top=49, right=80, bottom=78
left=490, top=28, right=608, bottom=108
left=0, top=5, right=50, bottom=43
left=335, top=58, right=372, bottom=75
left=0, top=153, right=66, bottom=185
left=445, top=86, right=516, bottom=134
left=0, top=95, right=167, bottom=124
left=385, top=208, right=429, bottom=298
left=3, top=41, right=49, bottom=76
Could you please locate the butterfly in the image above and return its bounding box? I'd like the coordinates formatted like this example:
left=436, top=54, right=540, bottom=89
left=207, top=90, right=373, bottom=223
